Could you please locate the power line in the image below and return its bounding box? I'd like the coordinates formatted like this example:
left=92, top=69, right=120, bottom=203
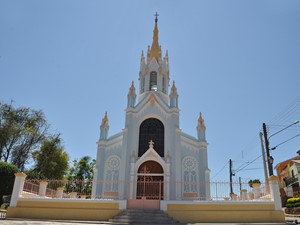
left=211, top=161, right=229, bottom=179
left=235, top=155, right=262, bottom=173
left=268, top=97, right=300, bottom=125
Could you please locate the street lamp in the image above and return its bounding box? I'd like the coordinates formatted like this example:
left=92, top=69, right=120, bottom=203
left=262, top=120, right=299, bottom=176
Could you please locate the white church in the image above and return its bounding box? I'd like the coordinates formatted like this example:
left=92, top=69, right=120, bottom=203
left=93, top=16, right=210, bottom=201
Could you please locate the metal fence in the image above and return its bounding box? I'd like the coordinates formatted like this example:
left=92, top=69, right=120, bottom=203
left=0, top=210, right=6, bottom=219
left=23, top=179, right=94, bottom=198
left=21, top=179, right=271, bottom=201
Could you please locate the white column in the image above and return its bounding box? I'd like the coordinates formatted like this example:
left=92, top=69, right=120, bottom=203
left=165, top=163, right=170, bottom=200
left=205, top=169, right=211, bottom=200
left=38, top=181, right=48, bottom=197
left=252, top=183, right=261, bottom=199
left=129, top=162, right=135, bottom=199
left=56, top=187, right=64, bottom=198
left=269, top=176, right=282, bottom=210
left=10, top=172, right=27, bottom=207
left=91, top=168, right=98, bottom=199
left=240, top=189, right=248, bottom=200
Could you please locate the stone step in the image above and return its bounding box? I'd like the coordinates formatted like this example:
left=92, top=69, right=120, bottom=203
left=110, top=209, right=180, bottom=224
left=116, top=212, right=169, bottom=217
left=113, top=215, right=171, bottom=219
left=109, top=219, right=178, bottom=224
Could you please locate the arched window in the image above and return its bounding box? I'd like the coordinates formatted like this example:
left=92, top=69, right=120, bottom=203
left=182, top=156, right=198, bottom=192
left=104, top=156, right=120, bottom=192
left=138, top=118, right=164, bottom=157
left=149, top=71, right=157, bottom=91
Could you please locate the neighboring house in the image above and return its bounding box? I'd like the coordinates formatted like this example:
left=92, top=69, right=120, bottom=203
left=284, top=160, right=300, bottom=196
left=275, top=150, right=300, bottom=197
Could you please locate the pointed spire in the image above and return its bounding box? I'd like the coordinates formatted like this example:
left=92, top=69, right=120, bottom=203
left=147, top=45, right=150, bottom=63
left=150, top=13, right=160, bottom=61
left=198, top=112, right=206, bottom=129
left=100, top=112, right=109, bottom=140
left=100, top=112, right=109, bottom=128
left=141, top=50, right=145, bottom=64
left=170, top=81, right=178, bottom=108
left=129, top=81, right=136, bottom=95
left=171, top=81, right=177, bottom=94
left=127, top=81, right=136, bottom=108
left=197, top=112, right=206, bottom=141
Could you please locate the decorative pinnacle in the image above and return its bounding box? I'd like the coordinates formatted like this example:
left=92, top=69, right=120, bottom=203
left=171, top=81, right=177, bottom=92
left=198, top=112, right=206, bottom=129
left=129, top=81, right=135, bottom=94
left=101, top=112, right=109, bottom=128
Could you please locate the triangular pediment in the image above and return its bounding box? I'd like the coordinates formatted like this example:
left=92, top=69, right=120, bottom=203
left=134, top=92, right=176, bottom=113
left=149, top=58, right=159, bottom=70
left=135, top=146, right=166, bottom=172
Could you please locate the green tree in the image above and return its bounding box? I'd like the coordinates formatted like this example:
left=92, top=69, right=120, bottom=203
left=67, top=156, right=95, bottom=196
left=0, top=101, right=49, bottom=170
left=0, top=162, right=18, bottom=205
left=31, top=135, right=69, bottom=179
left=68, top=156, right=95, bottom=181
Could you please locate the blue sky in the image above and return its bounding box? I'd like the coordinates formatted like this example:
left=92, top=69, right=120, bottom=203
left=1, top=0, right=300, bottom=183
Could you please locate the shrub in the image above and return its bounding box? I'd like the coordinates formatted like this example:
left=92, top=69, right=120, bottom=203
left=286, top=203, right=294, bottom=208
left=295, top=202, right=300, bottom=207
left=248, top=179, right=261, bottom=188
left=0, top=203, right=9, bottom=210
left=287, top=197, right=300, bottom=204
left=0, top=162, right=18, bottom=205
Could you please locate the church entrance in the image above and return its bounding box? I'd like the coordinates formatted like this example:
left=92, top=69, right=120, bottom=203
left=128, top=160, right=164, bottom=210
left=136, top=160, right=164, bottom=200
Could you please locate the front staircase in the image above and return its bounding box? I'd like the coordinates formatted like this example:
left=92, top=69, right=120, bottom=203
left=109, top=209, right=182, bottom=224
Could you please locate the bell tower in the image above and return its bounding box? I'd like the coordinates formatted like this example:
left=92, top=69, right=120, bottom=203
left=138, top=13, right=171, bottom=105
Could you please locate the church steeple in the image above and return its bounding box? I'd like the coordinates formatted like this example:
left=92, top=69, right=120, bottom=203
left=149, top=12, right=161, bottom=61
left=137, top=14, right=171, bottom=105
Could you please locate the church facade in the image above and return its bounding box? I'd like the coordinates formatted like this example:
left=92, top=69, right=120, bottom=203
left=93, top=17, right=210, bottom=201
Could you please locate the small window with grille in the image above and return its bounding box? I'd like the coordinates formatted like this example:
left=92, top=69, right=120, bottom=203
left=150, top=71, right=157, bottom=91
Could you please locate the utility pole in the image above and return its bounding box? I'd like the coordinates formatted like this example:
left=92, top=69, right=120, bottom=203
left=262, top=123, right=273, bottom=176
left=229, top=159, right=234, bottom=195
left=260, top=132, right=269, bottom=184
left=239, top=177, right=242, bottom=191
